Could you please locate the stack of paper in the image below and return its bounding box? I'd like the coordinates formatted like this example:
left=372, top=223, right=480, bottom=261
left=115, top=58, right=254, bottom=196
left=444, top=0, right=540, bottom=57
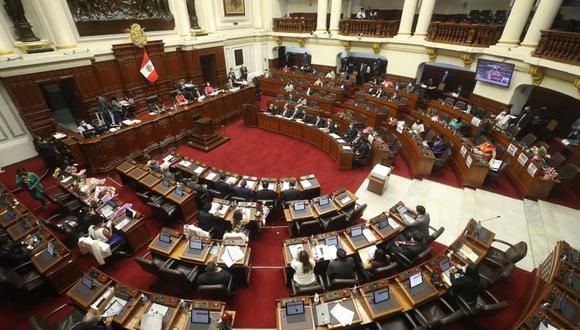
left=458, top=245, right=479, bottom=262
left=366, top=245, right=378, bottom=259
left=387, top=217, right=400, bottom=229
left=342, top=146, right=352, bottom=150
left=362, top=228, right=376, bottom=242
left=179, top=160, right=192, bottom=168
left=282, top=181, right=290, bottom=191
left=193, top=166, right=205, bottom=175
left=301, top=180, right=312, bottom=188
left=329, top=133, right=340, bottom=139
left=102, top=296, right=127, bottom=317
left=226, top=177, right=237, bottom=185
left=221, top=245, right=245, bottom=267
left=315, top=244, right=338, bottom=260
left=489, top=159, right=503, bottom=171
left=330, top=303, right=354, bottom=326
left=141, top=313, right=163, bottom=330
left=115, top=218, right=131, bottom=231
left=206, top=172, right=219, bottom=181
left=91, top=288, right=113, bottom=309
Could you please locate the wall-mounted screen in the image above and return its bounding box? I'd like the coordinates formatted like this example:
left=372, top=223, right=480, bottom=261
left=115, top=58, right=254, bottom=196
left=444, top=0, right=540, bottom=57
left=475, top=59, right=515, bottom=88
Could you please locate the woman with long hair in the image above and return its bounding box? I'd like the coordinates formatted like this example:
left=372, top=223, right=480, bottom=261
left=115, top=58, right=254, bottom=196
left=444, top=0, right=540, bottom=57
left=291, top=250, right=316, bottom=286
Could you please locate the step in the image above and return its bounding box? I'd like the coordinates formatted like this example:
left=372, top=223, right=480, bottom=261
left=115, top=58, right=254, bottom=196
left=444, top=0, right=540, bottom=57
left=523, top=199, right=550, bottom=269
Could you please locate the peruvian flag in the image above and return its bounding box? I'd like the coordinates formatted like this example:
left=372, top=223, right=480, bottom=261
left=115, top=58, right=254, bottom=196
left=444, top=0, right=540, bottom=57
left=140, top=49, right=159, bottom=83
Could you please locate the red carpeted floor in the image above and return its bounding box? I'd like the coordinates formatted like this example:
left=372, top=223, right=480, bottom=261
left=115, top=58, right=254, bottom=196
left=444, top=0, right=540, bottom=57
left=0, top=95, right=573, bottom=329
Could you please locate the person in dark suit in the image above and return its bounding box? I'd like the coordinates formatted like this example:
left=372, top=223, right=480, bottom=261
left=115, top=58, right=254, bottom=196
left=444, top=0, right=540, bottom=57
left=328, top=119, right=338, bottom=133
left=196, top=261, right=232, bottom=286
left=103, top=106, right=121, bottom=127
left=343, top=123, right=358, bottom=143
left=389, top=232, right=427, bottom=263
left=326, top=248, right=356, bottom=280
left=450, top=264, right=481, bottom=306
left=282, top=104, right=293, bottom=118
left=303, top=112, right=314, bottom=124
left=175, top=79, right=187, bottom=92
left=240, top=65, right=248, bottom=81
left=256, top=181, right=277, bottom=200
left=282, top=180, right=301, bottom=202
left=214, top=174, right=233, bottom=197
left=267, top=103, right=279, bottom=115
left=354, top=141, right=370, bottom=161
left=228, top=68, right=237, bottom=82
left=197, top=202, right=226, bottom=237
left=290, top=106, right=304, bottom=120
left=313, top=115, right=325, bottom=128
left=514, top=105, right=535, bottom=136
left=302, top=52, right=309, bottom=66
left=234, top=179, right=254, bottom=201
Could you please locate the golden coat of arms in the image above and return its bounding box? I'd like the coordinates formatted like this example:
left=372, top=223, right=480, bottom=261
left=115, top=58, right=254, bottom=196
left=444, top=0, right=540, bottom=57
left=128, top=23, right=147, bottom=48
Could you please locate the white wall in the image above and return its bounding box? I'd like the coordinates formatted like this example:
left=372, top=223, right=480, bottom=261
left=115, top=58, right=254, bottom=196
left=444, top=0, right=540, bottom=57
left=0, top=81, right=36, bottom=167
left=432, top=0, right=510, bottom=14
left=286, top=0, right=320, bottom=13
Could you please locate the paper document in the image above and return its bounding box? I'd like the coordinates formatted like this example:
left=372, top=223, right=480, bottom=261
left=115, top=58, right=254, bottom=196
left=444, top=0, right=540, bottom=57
left=115, top=218, right=131, bottom=231
left=282, top=181, right=290, bottom=191
left=148, top=303, right=169, bottom=316
left=179, top=160, right=192, bottom=168
left=206, top=172, right=219, bottom=181
left=458, top=245, right=479, bottom=262
left=162, top=155, right=173, bottom=163
left=220, top=245, right=244, bottom=267
left=363, top=228, right=376, bottom=242
left=288, top=244, right=304, bottom=259
left=267, top=182, right=276, bottom=190
left=102, top=296, right=127, bottom=317
left=193, top=166, right=205, bottom=175
left=336, top=139, right=345, bottom=143
left=366, top=245, right=378, bottom=259
left=301, top=180, right=312, bottom=188
left=61, top=176, right=73, bottom=184
left=342, top=146, right=352, bottom=150
left=330, top=303, right=355, bottom=326
left=329, top=133, right=340, bottom=139
left=387, top=217, right=400, bottom=229
left=141, top=313, right=162, bottom=330
left=339, top=195, right=351, bottom=204
left=403, top=214, right=415, bottom=225
left=322, top=244, right=338, bottom=260
left=91, top=287, right=113, bottom=310
left=489, top=159, right=502, bottom=171
left=226, top=177, right=237, bottom=185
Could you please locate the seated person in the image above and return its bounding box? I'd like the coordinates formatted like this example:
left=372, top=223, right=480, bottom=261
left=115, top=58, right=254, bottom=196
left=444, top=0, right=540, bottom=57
left=78, top=120, right=95, bottom=133
left=326, top=248, right=356, bottom=280
left=148, top=101, right=166, bottom=113
left=290, top=106, right=304, bottom=120
left=281, top=104, right=293, bottom=118
left=367, top=86, right=376, bottom=95
left=227, top=67, right=236, bottom=82
left=204, top=82, right=215, bottom=94
left=343, top=123, right=358, bottom=143
left=282, top=180, right=301, bottom=202
left=449, top=116, right=463, bottom=130
left=78, top=218, right=119, bottom=265
left=282, top=65, right=289, bottom=73
left=313, top=115, right=325, bottom=128
left=411, top=119, right=425, bottom=134
left=143, top=154, right=161, bottom=172
left=225, top=79, right=234, bottom=90
left=375, top=89, right=386, bottom=98
left=291, top=250, right=316, bottom=286
left=104, top=107, right=121, bottom=127
left=402, top=205, right=430, bottom=239
left=311, top=68, right=318, bottom=76
left=325, top=70, right=336, bottom=79
left=223, top=210, right=249, bottom=242
left=214, top=174, right=233, bottom=197
left=234, top=179, right=254, bottom=201
left=328, top=119, right=338, bottom=133
left=431, top=135, right=446, bottom=156
left=287, top=93, right=296, bottom=103
left=297, top=97, right=307, bottom=106
left=314, top=78, right=323, bottom=87
left=351, top=132, right=364, bottom=149
left=197, top=202, right=228, bottom=238
left=364, top=248, right=391, bottom=273
left=174, top=91, right=188, bottom=104
left=473, top=137, right=497, bottom=159
left=284, top=82, right=294, bottom=93
left=192, top=86, right=204, bottom=99
left=0, top=238, right=32, bottom=267
left=390, top=91, right=399, bottom=101
left=306, top=87, right=313, bottom=96
left=450, top=264, right=481, bottom=306
left=256, top=181, right=277, bottom=200
left=405, top=82, right=415, bottom=93
left=267, top=103, right=279, bottom=115
left=388, top=232, right=428, bottom=262
left=175, top=78, right=187, bottom=92
left=303, top=112, right=314, bottom=124
left=263, top=68, right=272, bottom=78
left=354, top=141, right=370, bottom=161
left=196, top=261, right=232, bottom=286
left=494, top=111, right=512, bottom=131
left=356, top=7, right=367, bottom=19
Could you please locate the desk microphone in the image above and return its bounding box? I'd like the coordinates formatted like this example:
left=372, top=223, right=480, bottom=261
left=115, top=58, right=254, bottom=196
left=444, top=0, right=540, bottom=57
left=476, top=216, right=501, bottom=231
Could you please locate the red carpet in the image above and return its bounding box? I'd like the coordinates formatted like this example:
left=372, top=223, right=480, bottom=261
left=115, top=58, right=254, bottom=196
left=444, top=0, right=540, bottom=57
left=250, top=227, right=291, bottom=267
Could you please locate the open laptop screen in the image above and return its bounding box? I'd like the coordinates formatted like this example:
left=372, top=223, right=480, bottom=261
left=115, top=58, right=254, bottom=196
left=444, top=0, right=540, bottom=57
left=191, top=309, right=210, bottom=324
left=189, top=238, right=203, bottom=250
left=319, top=196, right=329, bottom=206
left=324, top=236, right=338, bottom=246
left=286, top=301, right=305, bottom=316
left=293, top=202, right=305, bottom=211
left=159, top=231, right=172, bottom=244
left=373, top=288, right=390, bottom=304
left=409, top=273, right=423, bottom=288
left=81, top=273, right=93, bottom=289
left=350, top=225, right=363, bottom=237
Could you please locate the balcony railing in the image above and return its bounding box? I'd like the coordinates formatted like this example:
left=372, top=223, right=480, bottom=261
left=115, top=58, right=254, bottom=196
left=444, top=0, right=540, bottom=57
left=427, top=22, right=504, bottom=47
left=534, top=30, right=580, bottom=64
left=273, top=17, right=316, bottom=33
left=340, top=19, right=399, bottom=38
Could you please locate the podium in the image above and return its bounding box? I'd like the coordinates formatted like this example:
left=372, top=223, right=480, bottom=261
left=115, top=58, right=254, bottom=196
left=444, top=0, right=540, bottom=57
left=367, top=164, right=391, bottom=195
left=242, top=104, right=258, bottom=127
left=188, top=117, right=229, bottom=151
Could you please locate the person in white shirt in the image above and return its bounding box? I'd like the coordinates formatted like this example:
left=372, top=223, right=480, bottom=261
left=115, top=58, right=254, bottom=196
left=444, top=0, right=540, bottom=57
left=314, top=78, right=323, bottom=87
left=325, top=70, right=336, bottom=79
left=356, top=7, right=366, bottom=19
left=78, top=219, right=113, bottom=265
left=284, top=82, right=294, bottom=93
left=411, top=119, right=425, bottom=134
left=291, top=250, right=316, bottom=286
left=297, top=97, right=307, bottom=106
left=78, top=120, right=94, bottom=133
left=494, top=111, right=512, bottom=131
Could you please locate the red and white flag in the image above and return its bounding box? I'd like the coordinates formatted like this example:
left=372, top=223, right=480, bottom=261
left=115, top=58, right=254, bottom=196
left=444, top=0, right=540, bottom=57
left=140, top=49, right=159, bottom=83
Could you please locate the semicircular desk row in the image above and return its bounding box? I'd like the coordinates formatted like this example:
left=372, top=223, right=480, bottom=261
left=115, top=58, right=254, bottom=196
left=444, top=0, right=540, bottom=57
left=276, top=203, right=496, bottom=330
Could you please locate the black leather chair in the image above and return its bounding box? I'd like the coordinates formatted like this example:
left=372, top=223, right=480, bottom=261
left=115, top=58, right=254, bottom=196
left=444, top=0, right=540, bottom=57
left=134, top=252, right=170, bottom=287
left=432, top=149, right=452, bottom=173
left=394, top=246, right=433, bottom=268
left=456, top=289, right=510, bottom=317
left=294, top=219, right=322, bottom=237
left=375, top=312, right=426, bottom=330
left=28, top=303, right=99, bottom=330
left=427, top=226, right=445, bottom=243
left=506, top=125, right=520, bottom=137
left=208, top=188, right=231, bottom=200
left=324, top=272, right=359, bottom=290
left=320, top=213, right=348, bottom=231
left=413, top=297, right=465, bottom=328
left=159, top=260, right=199, bottom=289
left=362, top=261, right=399, bottom=281
left=485, top=157, right=511, bottom=185
left=147, top=200, right=178, bottom=222
left=196, top=274, right=234, bottom=299
left=485, top=239, right=527, bottom=265
left=291, top=275, right=325, bottom=296
left=341, top=203, right=367, bottom=224
left=519, top=133, right=537, bottom=147
left=478, top=260, right=515, bottom=288
left=559, top=163, right=580, bottom=182
left=546, top=152, right=566, bottom=168
left=0, top=261, right=46, bottom=292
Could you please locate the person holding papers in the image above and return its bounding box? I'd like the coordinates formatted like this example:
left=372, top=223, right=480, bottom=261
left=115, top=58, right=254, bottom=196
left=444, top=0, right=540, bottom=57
left=326, top=249, right=356, bottom=281
left=234, top=179, right=254, bottom=201
left=403, top=205, right=430, bottom=239
left=196, top=261, right=231, bottom=286
left=473, top=137, right=497, bottom=160
left=291, top=250, right=316, bottom=286
left=256, top=181, right=277, bottom=200
left=282, top=180, right=301, bottom=202
left=450, top=264, right=481, bottom=306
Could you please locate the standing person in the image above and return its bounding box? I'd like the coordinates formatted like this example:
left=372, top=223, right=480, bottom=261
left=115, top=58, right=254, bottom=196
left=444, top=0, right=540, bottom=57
left=15, top=168, right=51, bottom=209
left=239, top=64, right=248, bottom=81
left=33, top=136, right=58, bottom=173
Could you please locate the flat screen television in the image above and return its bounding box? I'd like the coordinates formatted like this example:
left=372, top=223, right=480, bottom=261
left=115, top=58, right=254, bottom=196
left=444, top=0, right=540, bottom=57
left=475, top=59, right=515, bottom=88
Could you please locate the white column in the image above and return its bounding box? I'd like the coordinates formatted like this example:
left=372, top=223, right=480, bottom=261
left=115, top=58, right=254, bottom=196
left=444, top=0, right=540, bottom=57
left=0, top=24, right=14, bottom=55
left=172, top=0, right=191, bottom=36
left=316, top=0, right=328, bottom=32
left=413, top=0, right=436, bottom=36
left=497, top=0, right=536, bottom=45
left=521, top=0, right=563, bottom=47
left=253, top=0, right=263, bottom=31
left=396, top=0, right=419, bottom=37
left=37, top=0, right=76, bottom=49
left=329, top=0, right=342, bottom=32
left=197, top=0, right=216, bottom=33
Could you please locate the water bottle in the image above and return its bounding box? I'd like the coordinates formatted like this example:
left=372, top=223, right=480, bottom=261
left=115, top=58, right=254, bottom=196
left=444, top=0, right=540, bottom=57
left=313, top=293, right=320, bottom=305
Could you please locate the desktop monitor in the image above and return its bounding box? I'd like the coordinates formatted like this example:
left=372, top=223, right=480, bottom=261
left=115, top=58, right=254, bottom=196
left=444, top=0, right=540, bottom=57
left=191, top=309, right=210, bottom=324
left=125, top=208, right=134, bottom=220
left=409, top=273, right=423, bottom=288
left=396, top=205, right=407, bottom=214
left=378, top=220, right=389, bottom=229
left=286, top=301, right=305, bottom=316
left=293, top=202, right=305, bottom=211
left=175, top=186, right=184, bottom=196
left=319, top=196, right=329, bottom=206
left=81, top=273, right=94, bottom=289
left=47, top=241, right=56, bottom=257
left=189, top=238, right=203, bottom=250
left=350, top=225, right=363, bottom=237
left=373, top=288, right=390, bottom=304
left=159, top=231, right=172, bottom=244
left=440, top=259, right=451, bottom=272
left=324, top=236, right=338, bottom=246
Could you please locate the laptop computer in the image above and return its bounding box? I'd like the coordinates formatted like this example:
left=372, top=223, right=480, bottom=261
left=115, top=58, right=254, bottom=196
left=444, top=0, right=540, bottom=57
left=286, top=301, right=306, bottom=323
left=81, top=273, right=94, bottom=290
left=191, top=309, right=210, bottom=324
left=373, top=288, right=390, bottom=304
left=175, top=186, right=184, bottom=197
left=159, top=231, right=172, bottom=244
left=324, top=236, right=339, bottom=247
left=293, top=202, right=305, bottom=211
left=377, top=219, right=390, bottom=230
left=125, top=208, right=134, bottom=220
left=47, top=241, right=56, bottom=257
left=350, top=225, right=363, bottom=237
left=189, top=238, right=203, bottom=250
left=319, top=196, right=329, bottom=206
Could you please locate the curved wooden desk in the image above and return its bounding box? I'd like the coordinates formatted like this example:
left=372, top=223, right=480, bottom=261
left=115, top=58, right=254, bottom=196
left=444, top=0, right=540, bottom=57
left=276, top=216, right=495, bottom=330
left=259, top=76, right=346, bottom=103
left=60, top=87, right=255, bottom=174
left=257, top=113, right=354, bottom=170
left=389, top=126, right=435, bottom=178
left=362, top=83, right=419, bottom=110
left=343, top=99, right=388, bottom=128
left=66, top=267, right=234, bottom=330
left=354, top=91, right=404, bottom=118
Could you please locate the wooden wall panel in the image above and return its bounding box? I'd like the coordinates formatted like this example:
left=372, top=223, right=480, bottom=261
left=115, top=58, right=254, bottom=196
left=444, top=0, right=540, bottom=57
left=1, top=42, right=228, bottom=137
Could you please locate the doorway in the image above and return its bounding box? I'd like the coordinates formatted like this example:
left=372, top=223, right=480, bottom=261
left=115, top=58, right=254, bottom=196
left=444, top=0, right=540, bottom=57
left=200, top=54, right=218, bottom=85
left=39, top=79, right=84, bottom=130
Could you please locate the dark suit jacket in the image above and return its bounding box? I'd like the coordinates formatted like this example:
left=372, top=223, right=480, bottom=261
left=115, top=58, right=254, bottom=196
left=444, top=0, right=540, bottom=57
left=256, top=188, right=277, bottom=201
left=196, top=269, right=231, bottom=286
left=282, top=188, right=301, bottom=202
left=214, top=180, right=232, bottom=197
left=328, top=122, right=338, bottom=134
left=344, top=127, right=357, bottom=142
left=197, top=210, right=219, bottom=232
left=355, top=143, right=370, bottom=157
left=451, top=273, right=480, bottom=305
left=234, top=186, right=254, bottom=200
left=327, top=257, right=356, bottom=280
left=314, top=118, right=325, bottom=128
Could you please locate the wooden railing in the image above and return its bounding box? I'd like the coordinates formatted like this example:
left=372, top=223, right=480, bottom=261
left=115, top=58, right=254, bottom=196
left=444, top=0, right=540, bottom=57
left=534, top=30, right=580, bottom=64
left=339, top=19, right=399, bottom=37
left=427, top=22, right=504, bottom=47
left=272, top=17, right=316, bottom=33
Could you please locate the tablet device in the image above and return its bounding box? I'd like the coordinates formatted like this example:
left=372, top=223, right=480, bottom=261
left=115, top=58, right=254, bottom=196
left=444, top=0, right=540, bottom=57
left=286, top=301, right=305, bottom=316
left=350, top=225, right=363, bottom=237
left=191, top=309, right=210, bottom=324
left=189, top=238, right=203, bottom=250
left=373, top=288, right=390, bottom=304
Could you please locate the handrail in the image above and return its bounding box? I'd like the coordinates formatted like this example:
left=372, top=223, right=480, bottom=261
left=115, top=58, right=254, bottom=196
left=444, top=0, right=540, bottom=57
left=427, top=22, right=504, bottom=47
left=272, top=17, right=316, bottom=33
left=339, top=19, right=399, bottom=37
left=534, top=29, right=580, bottom=64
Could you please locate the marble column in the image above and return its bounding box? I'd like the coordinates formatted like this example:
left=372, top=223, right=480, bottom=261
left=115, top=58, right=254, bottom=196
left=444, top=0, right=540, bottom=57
left=497, top=0, right=535, bottom=46
left=414, top=0, right=436, bottom=36
left=521, top=0, right=564, bottom=47
left=172, top=0, right=191, bottom=36
left=253, top=0, right=263, bottom=31
left=316, top=0, right=328, bottom=32
left=329, top=0, right=342, bottom=32
left=0, top=25, right=14, bottom=55
left=37, top=0, right=76, bottom=48
left=397, top=0, right=419, bottom=37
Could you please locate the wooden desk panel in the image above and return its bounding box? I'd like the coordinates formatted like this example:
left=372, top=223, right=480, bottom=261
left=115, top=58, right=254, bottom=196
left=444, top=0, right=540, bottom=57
left=393, top=127, right=435, bottom=178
